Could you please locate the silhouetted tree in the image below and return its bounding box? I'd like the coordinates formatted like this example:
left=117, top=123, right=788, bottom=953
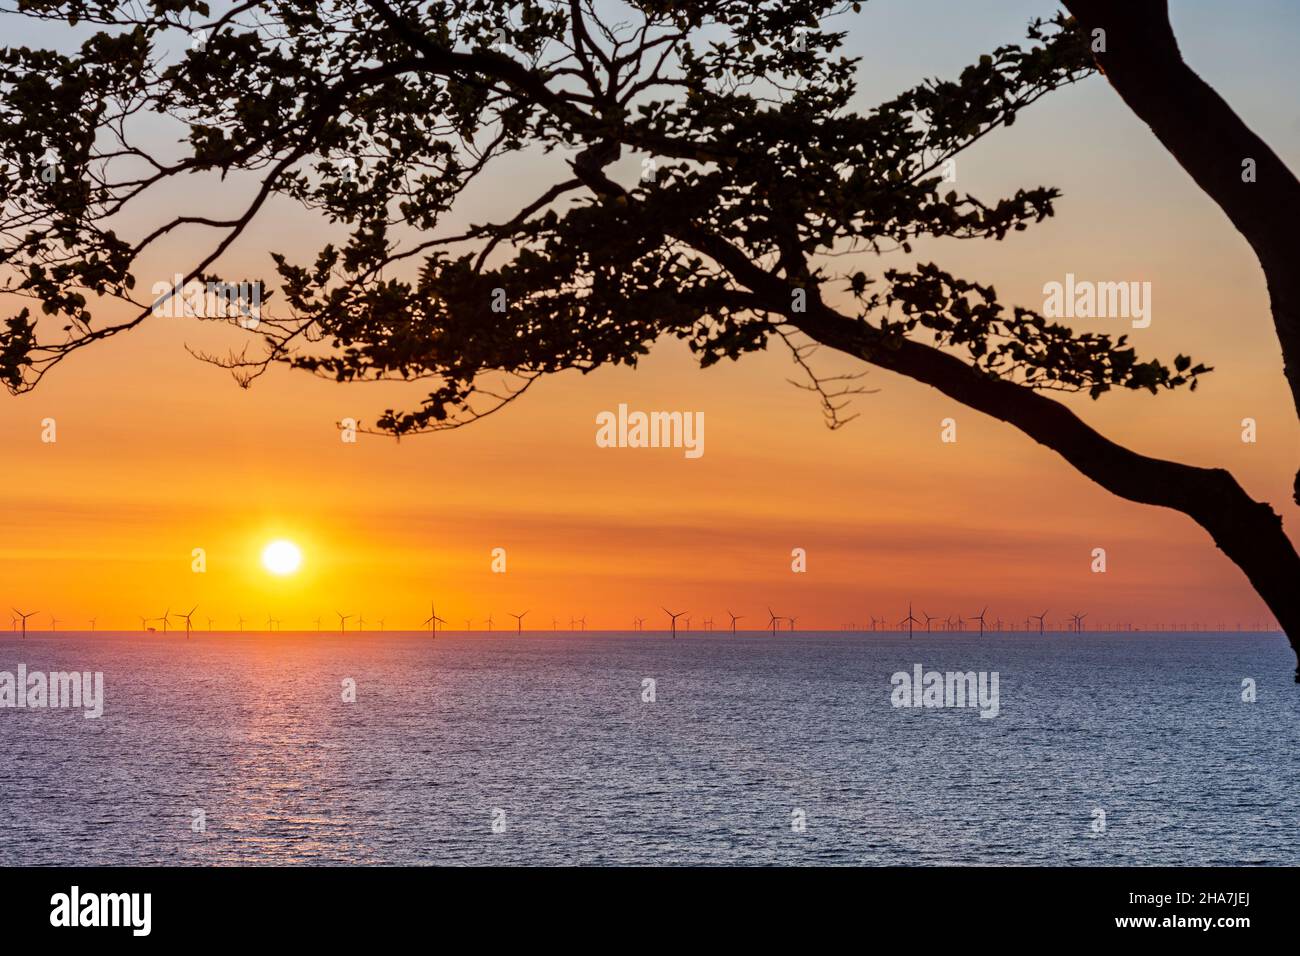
left=1062, top=0, right=1300, bottom=505
left=2, top=1, right=1298, bottom=675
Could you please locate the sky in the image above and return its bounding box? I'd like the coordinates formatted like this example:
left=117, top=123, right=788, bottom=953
left=2, top=1, right=1299, bottom=632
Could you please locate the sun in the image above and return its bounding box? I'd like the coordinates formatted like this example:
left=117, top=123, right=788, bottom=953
left=261, top=539, right=303, bottom=576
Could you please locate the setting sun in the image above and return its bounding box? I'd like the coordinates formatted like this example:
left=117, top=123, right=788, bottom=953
left=261, top=540, right=303, bottom=576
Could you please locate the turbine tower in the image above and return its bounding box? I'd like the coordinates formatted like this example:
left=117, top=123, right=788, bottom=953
left=899, top=602, right=920, bottom=639
left=176, top=605, right=197, bottom=639
left=766, top=607, right=782, bottom=636
left=727, top=610, right=742, bottom=634
left=12, top=609, right=37, bottom=639
left=662, top=607, right=686, bottom=639
left=422, top=602, right=445, bottom=638
left=336, top=610, right=351, bottom=634
left=972, top=606, right=989, bottom=636
left=510, top=610, right=528, bottom=634
left=1032, top=610, right=1048, bottom=635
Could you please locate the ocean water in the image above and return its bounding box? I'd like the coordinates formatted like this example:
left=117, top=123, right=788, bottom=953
left=1, top=630, right=1297, bottom=866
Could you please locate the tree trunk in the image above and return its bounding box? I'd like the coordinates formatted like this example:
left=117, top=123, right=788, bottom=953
left=1062, top=0, right=1300, bottom=503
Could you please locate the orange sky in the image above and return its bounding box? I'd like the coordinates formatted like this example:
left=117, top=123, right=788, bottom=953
left=3, top=1, right=1298, bottom=631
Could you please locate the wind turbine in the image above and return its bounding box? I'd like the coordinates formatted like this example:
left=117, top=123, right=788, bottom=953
left=13, top=609, right=36, bottom=639
left=684, top=615, right=692, bottom=631
left=552, top=617, right=559, bottom=630
left=266, top=614, right=275, bottom=631
left=357, top=614, right=366, bottom=631
left=1077, top=612, right=1087, bottom=632
left=313, top=616, right=321, bottom=632
left=663, top=607, right=686, bottom=638
left=465, top=618, right=474, bottom=631
left=972, top=607, right=988, bottom=636
left=510, top=610, right=528, bottom=634
left=787, top=615, right=797, bottom=632
left=577, top=616, right=586, bottom=631
left=727, top=610, right=742, bottom=634
left=336, top=610, right=351, bottom=633
left=703, top=617, right=713, bottom=631
left=206, top=616, right=215, bottom=631
left=486, top=613, right=494, bottom=632
left=569, top=616, right=576, bottom=630
left=1032, top=610, right=1048, bottom=635
left=377, top=618, right=385, bottom=632
left=422, top=602, right=445, bottom=638
left=899, top=602, right=920, bottom=639
left=176, top=605, right=197, bottom=639
left=766, top=607, right=782, bottom=636
left=49, top=615, right=60, bottom=632
left=238, top=615, right=246, bottom=632
left=922, top=611, right=938, bottom=633
left=88, top=616, right=96, bottom=632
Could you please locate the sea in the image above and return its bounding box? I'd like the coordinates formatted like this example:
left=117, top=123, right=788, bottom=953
left=2, top=630, right=1297, bottom=865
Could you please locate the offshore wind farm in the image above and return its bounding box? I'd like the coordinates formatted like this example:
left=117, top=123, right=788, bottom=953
left=3, top=604, right=1283, bottom=637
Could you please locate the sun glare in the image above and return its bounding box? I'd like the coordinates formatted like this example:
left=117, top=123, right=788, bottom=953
left=261, top=539, right=303, bottom=576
